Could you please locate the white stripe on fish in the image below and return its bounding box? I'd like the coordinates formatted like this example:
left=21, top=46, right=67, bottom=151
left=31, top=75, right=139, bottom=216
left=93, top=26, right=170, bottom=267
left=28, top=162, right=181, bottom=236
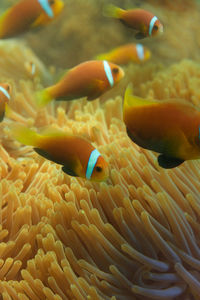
left=136, top=44, right=144, bottom=60
left=149, top=16, right=158, bottom=36
left=0, top=86, right=10, bottom=100
left=103, top=60, right=114, bottom=87
left=86, top=149, right=101, bottom=179
left=38, top=0, right=54, bottom=18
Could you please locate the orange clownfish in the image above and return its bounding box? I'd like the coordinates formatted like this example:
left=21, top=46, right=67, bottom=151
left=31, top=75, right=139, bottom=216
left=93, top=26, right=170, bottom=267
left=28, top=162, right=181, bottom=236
left=96, top=43, right=151, bottom=65
left=0, top=0, right=64, bottom=39
left=35, top=60, right=125, bottom=107
left=104, top=5, right=163, bottom=39
left=123, top=84, right=200, bottom=168
left=0, top=83, right=12, bottom=122
left=10, top=125, right=109, bottom=181
left=24, top=61, right=38, bottom=79
left=25, top=61, right=37, bottom=77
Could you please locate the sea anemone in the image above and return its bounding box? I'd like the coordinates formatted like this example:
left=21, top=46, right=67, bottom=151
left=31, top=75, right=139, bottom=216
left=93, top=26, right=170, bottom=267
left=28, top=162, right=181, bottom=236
left=0, top=0, right=200, bottom=299
left=0, top=38, right=200, bottom=300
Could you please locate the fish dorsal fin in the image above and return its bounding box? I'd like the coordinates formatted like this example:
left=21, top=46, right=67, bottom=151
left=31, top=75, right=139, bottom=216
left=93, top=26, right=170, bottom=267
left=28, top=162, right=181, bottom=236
left=86, top=79, right=106, bottom=101
left=0, top=9, right=10, bottom=27
left=92, top=79, right=105, bottom=90
left=124, top=83, right=158, bottom=108
left=163, top=98, right=200, bottom=110
left=39, top=127, right=70, bottom=138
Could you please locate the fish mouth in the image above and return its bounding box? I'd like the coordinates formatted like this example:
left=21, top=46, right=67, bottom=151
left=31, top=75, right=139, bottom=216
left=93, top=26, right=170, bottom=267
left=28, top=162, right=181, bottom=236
left=158, top=25, right=164, bottom=35
left=53, top=0, right=64, bottom=16
left=145, top=50, right=151, bottom=60
left=94, top=167, right=110, bottom=182
left=119, top=67, right=125, bottom=80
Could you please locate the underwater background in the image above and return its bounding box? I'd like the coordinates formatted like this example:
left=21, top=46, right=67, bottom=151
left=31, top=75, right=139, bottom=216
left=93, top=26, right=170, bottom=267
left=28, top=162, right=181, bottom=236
left=0, top=0, right=200, bottom=299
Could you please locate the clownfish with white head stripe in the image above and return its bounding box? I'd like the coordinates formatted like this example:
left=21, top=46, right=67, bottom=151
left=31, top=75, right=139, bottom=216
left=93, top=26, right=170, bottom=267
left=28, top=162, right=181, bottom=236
left=0, top=0, right=64, bottom=39
left=104, top=5, right=163, bottom=39
left=10, top=125, right=109, bottom=181
left=0, top=83, right=12, bottom=122
left=24, top=61, right=40, bottom=80
left=96, top=43, right=151, bottom=65
left=25, top=62, right=36, bottom=77
left=35, top=60, right=124, bottom=107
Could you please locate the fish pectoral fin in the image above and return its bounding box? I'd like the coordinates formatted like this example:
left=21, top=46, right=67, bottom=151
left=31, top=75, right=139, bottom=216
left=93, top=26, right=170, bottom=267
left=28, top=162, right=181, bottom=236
left=135, top=32, right=146, bottom=39
left=92, top=79, right=105, bottom=91
left=31, top=12, right=51, bottom=28
left=158, top=154, right=184, bottom=169
left=34, top=148, right=80, bottom=177
left=86, top=80, right=105, bottom=101
left=39, top=127, right=67, bottom=137
left=62, top=165, right=78, bottom=177
left=62, top=157, right=83, bottom=177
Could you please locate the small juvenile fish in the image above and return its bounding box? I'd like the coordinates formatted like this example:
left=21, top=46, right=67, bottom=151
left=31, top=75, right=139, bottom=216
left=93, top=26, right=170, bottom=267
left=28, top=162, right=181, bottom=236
left=96, top=43, right=151, bottom=65
left=0, top=0, right=64, bottom=39
left=104, top=5, right=163, bottom=39
left=35, top=60, right=125, bottom=107
left=123, top=84, right=200, bottom=168
left=10, top=125, right=109, bottom=181
left=25, top=61, right=37, bottom=78
left=0, top=83, right=12, bottom=122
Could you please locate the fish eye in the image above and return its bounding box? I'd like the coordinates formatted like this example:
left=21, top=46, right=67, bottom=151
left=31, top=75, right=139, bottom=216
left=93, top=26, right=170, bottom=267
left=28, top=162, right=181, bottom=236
left=112, top=68, right=119, bottom=74
left=95, top=166, right=102, bottom=172
left=154, top=25, right=158, bottom=31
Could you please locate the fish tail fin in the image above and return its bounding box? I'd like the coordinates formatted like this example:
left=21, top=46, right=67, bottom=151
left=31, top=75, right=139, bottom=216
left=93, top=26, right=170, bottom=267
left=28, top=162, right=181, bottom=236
left=95, top=53, right=108, bottom=61
left=103, top=4, right=124, bottom=19
left=35, top=88, right=52, bottom=107
left=10, top=124, right=39, bottom=147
